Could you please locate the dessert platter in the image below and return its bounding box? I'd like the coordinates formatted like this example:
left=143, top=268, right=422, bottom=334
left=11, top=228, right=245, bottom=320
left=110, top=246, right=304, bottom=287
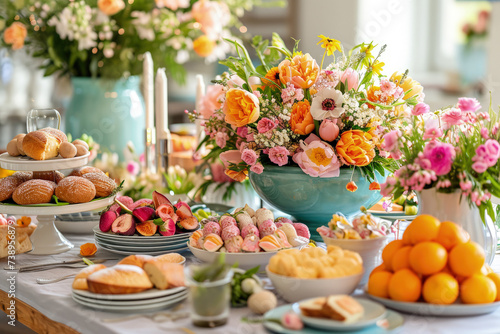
left=367, top=194, right=419, bottom=221
left=0, top=128, right=116, bottom=254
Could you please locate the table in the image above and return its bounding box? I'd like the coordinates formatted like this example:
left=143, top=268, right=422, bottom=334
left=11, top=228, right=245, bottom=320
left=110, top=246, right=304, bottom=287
left=2, top=233, right=500, bottom=334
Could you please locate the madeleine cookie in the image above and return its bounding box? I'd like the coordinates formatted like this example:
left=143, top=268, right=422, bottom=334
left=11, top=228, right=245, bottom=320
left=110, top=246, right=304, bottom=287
left=33, top=171, right=64, bottom=184
left=82, top=173, right=117, bottom=197
left=55, top=176, right=96, bottom=203
left=0, top=176, right=24, bottom=202
left=12, top=180, right=56, bottom=205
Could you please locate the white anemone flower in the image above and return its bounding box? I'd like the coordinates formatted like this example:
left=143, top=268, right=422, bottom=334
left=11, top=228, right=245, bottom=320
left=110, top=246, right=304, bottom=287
left=310, top=88, right=345, bottom=120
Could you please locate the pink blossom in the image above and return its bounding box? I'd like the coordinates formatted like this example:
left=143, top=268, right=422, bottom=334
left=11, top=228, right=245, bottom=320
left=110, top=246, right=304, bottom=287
left=139, top=153, right=145, bottom=164
left=246, top=131, right=255, bottom=142
left=460, top=180, right=472, bottom=192
left=414, top=153, right=432, bottom=170
left=472, top=160, right=489, bottom=173
left=257, top=117, right=276, bottom=134
left=237, top=126, right=248, bottom=138
left=281, top=84, right=304, bottom=105
left=436, top=179, right=452, bottom=189
left=319, top=119, right=340, bottom=141
left=457, top=97, right=481, bottom=113
left=394, top=86, right=404, bottom=100
left=292, top=135, right=340, bottom=177
left=191, top=0, right=230, bottom=40
left=156, top=0, right=189, bottom=10
left=340, top=68, right=359, bottom=91
left=441, top=108, right=464, bottom=127
left=250, top=162, right=264, bottom=174
left=281, top=312, right=304, bottom=330
left=215, top=132, right=228, bottom=148
left=471, top=191, right=480, bottom=203
left=380, top=79, right=396, bottom=95
left=381, top=130, right=401, bottom=152
left=269, top=146, right=289, bottom=166
left=380, top=176, right=397, bottom=196
left=423, top=141, right=456, bottom=176
left=481, top=127, right=489, bottom=139
left=126, top=161, right=140, bottom=176
left=423, top=127, right=443, bottom=140
left=226, top=74, right=261, bottom=89
left=219, top=150, right=242, bottom=169
left=210, top=163, right=234, bottom=183
left=412, top=103, right=430, bottom=116
left=485, top=139, right=500, bottom=161
left=241, top=149, right=258, bottom=166
left=199, top=84, right=224, bottom=119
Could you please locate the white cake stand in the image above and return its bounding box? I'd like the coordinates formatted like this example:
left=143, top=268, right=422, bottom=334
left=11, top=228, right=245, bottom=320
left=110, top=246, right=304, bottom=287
left=0, top=153, right=113, bottom=255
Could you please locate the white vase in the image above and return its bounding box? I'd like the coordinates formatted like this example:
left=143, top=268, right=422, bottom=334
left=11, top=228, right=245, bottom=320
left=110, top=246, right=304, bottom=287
left=418, top=188, right=497, bottom=264
left=202, top=182, right=260, bottom=209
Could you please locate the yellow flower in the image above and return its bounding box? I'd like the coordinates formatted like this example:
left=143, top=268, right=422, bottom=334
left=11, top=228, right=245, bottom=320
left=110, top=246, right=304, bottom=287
left=3, top=22, right=27, bottom=50
left=223, top=88, right=260, bottom=127
left=193, top=35, right=215, bottom=57
left=359, top=42, right=375, bottom=67
left=317, top=35, right=341, bottom=56
left=98, top=0, right=125, bottom=15
left=390, top=72, right=423, bottom=100
left=371, top=60, right=385, bottom=76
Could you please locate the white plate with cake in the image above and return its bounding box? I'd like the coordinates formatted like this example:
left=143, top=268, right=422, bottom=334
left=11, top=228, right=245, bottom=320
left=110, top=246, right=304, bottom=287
left=293, top=296, right=387, bottom=331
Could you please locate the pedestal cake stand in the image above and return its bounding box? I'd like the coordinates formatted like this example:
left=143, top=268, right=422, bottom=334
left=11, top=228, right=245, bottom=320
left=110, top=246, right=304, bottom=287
left=0, top=153, right=115, bottom=255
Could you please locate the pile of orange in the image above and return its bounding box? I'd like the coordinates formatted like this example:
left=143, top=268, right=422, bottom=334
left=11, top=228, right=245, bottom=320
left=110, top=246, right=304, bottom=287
left=367, top=214, right=500, bottom=305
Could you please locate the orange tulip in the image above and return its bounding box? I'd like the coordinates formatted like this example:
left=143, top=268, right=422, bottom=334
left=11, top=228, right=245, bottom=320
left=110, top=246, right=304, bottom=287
left=336, top=130, right=375, bottom=166
left=369, top=182, right=381, bottom=190
left=3, top=22, right=27, bottom=50
left=223, top=88, right=260, bottom=127
left=290, top=100, right=315, bottom=135
left=278, top=53, right=319, bottom=89
left=346, top=181, right=358, bottom=192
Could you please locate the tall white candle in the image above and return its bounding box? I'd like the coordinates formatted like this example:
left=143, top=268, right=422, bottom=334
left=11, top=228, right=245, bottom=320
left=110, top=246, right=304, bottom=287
left=143, top=52, right=154, bottom=130
left=155, top=68, right=169, bottom=140
left=195, top=74, right=205, bottom=146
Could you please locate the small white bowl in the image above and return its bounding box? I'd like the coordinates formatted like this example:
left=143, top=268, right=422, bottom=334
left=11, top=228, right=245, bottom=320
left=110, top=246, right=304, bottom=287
left=321, top=236, right=387, bottom=286
left=265, top=266, right=363, bottom=303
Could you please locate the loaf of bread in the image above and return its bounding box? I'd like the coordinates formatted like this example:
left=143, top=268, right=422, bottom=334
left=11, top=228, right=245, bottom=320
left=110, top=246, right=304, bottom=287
left=155, top=253, right=185, bottom=264
left=12, top=179, right=56, bottom=205
left=33, top=171, right=64, bottom=184
left=321, top=295, right=364, bottom=323
left=69, top=167, right=105, bottom=177
left=82, top=173, right=117, bottom=197
left=117, top=255, right=153, bottom=268
left=87, top=265, right=153, bottom=294
left=0, top=224, right=36, bottom=258
left=39, top=128, right=68, bottom=144
left=55, top=176, right=96, bottom=203
left=22, top=130, right=63, bottom=160
left=72, top=264, right=107, bottom=290
left=143, top=260, right=185, bottom=290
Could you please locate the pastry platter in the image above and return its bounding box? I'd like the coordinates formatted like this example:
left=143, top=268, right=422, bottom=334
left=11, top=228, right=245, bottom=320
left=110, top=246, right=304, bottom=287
left=0, top=152, right=90, bottom=171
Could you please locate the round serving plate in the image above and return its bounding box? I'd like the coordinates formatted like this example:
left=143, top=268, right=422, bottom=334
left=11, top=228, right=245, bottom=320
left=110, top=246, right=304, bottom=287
left=72, top=291, right=188, bottom=307
left=94, top=235, right=189, bottom=247
left=96, top=239, right=188, bottom=252
left=368, top=294, right=500, bottom=317
left=93, top=226, right=193, bottom=241
left=96, top=242, right=189, bottom=256
left=73, top=286, right=186, bottom=300
left=55, top=212, right=100, bottom=234
left=0, top=152, right=90, bottom=171
left=0, top=196, right=114, bottom=216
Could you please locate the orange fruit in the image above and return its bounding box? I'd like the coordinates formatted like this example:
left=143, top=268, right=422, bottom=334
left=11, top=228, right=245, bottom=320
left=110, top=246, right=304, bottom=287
left=408, top=214, right=441, bottom=244
left=460, top=274, right=496, bottom=304
left=440, top=264, right=453, bottom=276
left=370, top=263, right=387, bottom=277
left=422, top=273, right=459, bottom=304
left=388, top=269, right=422, bottom=302
left=435, top=221, right=469, bottom=250
left=487, top=273, right=500, bottom=302
left=367, top=270, right=393, bottom=298
left=409, top=242, right=447, bottom=275
left=382, top=240, right=405, bottom=269
left=391, top=246, right=412, bottom=272
left=449, top=241, right=485, bottom=277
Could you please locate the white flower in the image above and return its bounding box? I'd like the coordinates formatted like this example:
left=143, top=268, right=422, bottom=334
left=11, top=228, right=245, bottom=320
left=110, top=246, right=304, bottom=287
left=310, top=88, right=345, bottom=120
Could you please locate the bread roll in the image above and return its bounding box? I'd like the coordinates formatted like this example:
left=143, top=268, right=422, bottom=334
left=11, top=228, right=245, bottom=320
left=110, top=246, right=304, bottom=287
left=118, top=255, right=153, bottom=268
left=12, top=172, right=33, bottom=183
left=12, top=179, right=56, bottom=205
left=72, top=264, right=107, bottom=290
left=82, top=173, right=116, bottom=197
left=16, top=134, right=26, bottom=155
left=69, top=166, right=105, bottom=177
left=155, top=253, right=185, bottom=264
left=87, top=265, right=153, bottom=294
left=0, top=176, right=24, bottom=201
left=7, top=139, right=20, bottom=156
left=39, top=128, right=68, bottom=144
left=33, top=171, right=64, bottom=184
left=22, top=131, right=60, bottom=160
left=55, top=176, right=96, bottom=203
left=143, top=261, right=185, bottom=290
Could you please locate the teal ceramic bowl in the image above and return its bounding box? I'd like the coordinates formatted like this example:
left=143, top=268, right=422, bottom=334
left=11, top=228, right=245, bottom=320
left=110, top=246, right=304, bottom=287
left=249, top=166, right=385, bottom=240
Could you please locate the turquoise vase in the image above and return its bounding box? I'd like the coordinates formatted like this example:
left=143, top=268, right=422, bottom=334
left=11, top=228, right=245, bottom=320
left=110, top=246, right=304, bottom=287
left=249, top=166, right=385, bottom=241
left=65, top=76, right=145, bottom=161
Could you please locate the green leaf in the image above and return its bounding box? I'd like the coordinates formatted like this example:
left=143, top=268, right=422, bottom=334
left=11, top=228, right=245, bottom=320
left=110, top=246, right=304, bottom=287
left=44, top=65, right=60, bottom=77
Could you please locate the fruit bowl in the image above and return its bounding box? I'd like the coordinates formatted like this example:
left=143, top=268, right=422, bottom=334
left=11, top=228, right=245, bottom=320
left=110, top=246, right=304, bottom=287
left=265, top=266, right=363, bottom=303
left=187, top=241, right=307, bottom=270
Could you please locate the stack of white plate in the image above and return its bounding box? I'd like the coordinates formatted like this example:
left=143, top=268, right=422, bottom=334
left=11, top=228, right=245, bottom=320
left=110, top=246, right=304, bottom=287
left=93, top=226, right=191, bottom=255
left=72, top=287, right=187, bottom=313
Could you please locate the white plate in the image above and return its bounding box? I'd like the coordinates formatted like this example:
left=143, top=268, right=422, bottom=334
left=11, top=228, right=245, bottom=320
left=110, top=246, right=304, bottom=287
left=369, top=212, right=417, bottom=221
left=55, top=220, right=98, bottom=234
left=94, top=233, right=191, bottom=246
left=93, top=226, right=192, bottom=240
left=0, top=196, right=115, bottom=215
left=0, top=152, right=90, bottom=171
left=188, top=241, right=307, bottom=270
left=96, top=239, right=188, bottom=252
left=72, top=290, right=187, bottom=306
left=368, top=294, right=500, bottom=316
left=73, top=286, right=186, bottom=300
left=293, top=298, right=386, bottom=331
left=72, top=291, right=187, bottom=313
left=97, top=242, right=189, bottom=256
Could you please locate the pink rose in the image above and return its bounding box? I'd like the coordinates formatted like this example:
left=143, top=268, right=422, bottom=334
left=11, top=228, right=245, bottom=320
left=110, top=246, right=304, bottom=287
left=319, top=119, right=340, bottom=141
left=423, top=141, right=456, bottom=176
left=481, top=127, right=489, bottom=139
left=281, top=84, right=304, bottom=105
left=472, top=160, right=489, bottom=173
left=257, top=117, right=276, bottom=134
left=441, top=108, right=464, bottom=127
left=292, top=134, right=340, bottom=177
left=215, top=132, right=228, bottom=148
left=340, top=68, right=359, bottom=91
left=412, top=103, right=430, bottom=116
left=379, top=78, right=396, bottom=95
left=457, top=97, right=481, bottom=113
left=268, top=146, right=289, bottom=166
left=485, top=139, right=500, bottom=160
left=423, top=127, right=443, bottom=140
left=241, top=149, right=258, bottom=166
left=250, top=162, right=264, bottom=174
left=381, top=130, right=401, bottom=152
left=126, top=161, right=140, bottom=176
left=199, top=84, right=224, bottom=119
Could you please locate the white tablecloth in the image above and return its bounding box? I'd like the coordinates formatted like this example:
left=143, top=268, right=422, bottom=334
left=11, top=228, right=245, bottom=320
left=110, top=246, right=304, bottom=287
left=1, top=233, right=500, bottom=334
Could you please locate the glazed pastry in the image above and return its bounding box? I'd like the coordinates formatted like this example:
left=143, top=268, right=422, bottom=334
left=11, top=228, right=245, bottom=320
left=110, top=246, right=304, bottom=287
left=72, top=264, right=107, bottom=290
left=321, top=295, right=364, bottom=323
left=7, top=139, right=20, bottom=156
left=255, top=208, right=274, bottom=227
left=221, top=225, right=240, bottom=241
left=12, top=180, right=56, bottom=205
left=55, top=176, right=96, bottom=203
left=189, top=230, right=203, bottom=248
left=143, top=261, right=185, bottom=290
left=39, top=127, right=68, bottom=144
left=202, top=233, right=223, bottom=252
left=12, top=171, right=33, bottom=183
left=202, top=221, right=221, bottom=236
left=32, top=171, right=64, bottom=184
left=22, top=130, right=63, bottom=160
left=59, top=142, right=77, bottom=158
left=69, top=166, right=105, bottom=177
left=117, top=254, right=153, bottom=268
left=219, top=216, right=237, bottom=230
left=82, top=172, right=117, bottom=197
left=242, top=234, right=260, bottom=253
left=224, top=235, right=243, bottom=253
left=258, top=219, right=277, bottom=237
left=241, top=224, right=259, bottom=239
left=275, top=230, right=292, bottom=248
left=87, top=265, right=153, bottom=294
left=0, top=176, right=24, bottom=201
left=155, top=253, right=185, bottom=264
left=259, top=234, right=282, bottom=252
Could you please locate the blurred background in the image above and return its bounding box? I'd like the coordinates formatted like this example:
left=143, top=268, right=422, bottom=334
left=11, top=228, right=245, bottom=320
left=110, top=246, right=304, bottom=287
left=0, top=0, right=497, bottom=148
